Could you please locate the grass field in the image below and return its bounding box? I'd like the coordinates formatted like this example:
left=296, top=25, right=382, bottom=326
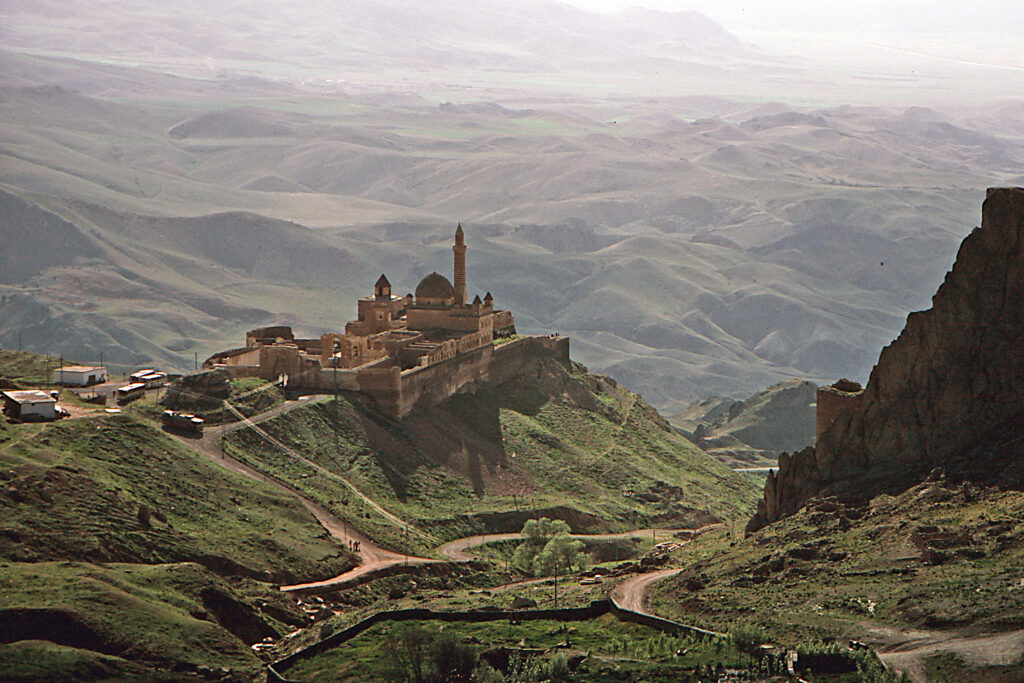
left=285, top=614, right=756, bottom=682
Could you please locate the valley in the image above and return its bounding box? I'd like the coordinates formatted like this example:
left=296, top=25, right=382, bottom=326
left=2, top=38, right=1022, bottom=409
left=1, top=1, right=1022, bottom=680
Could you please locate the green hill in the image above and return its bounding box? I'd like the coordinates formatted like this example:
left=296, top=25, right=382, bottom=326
left=0, top=351, right=355, bottom=680
left=222, top=355, right=760, bottom=553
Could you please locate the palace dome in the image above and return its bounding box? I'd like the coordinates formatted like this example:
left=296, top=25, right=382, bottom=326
left=415, top=272, right=455, bottom=302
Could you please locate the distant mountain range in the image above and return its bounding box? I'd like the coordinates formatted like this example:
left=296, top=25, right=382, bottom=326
left=1, top=1, right=1023, bottom=410
left=1, top=0, right=756, bottom=77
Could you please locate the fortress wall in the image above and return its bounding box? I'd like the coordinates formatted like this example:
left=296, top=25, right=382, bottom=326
left=316, top=368, right=361, bottom=391
left=391, top=344, right=496, bottom=417
left=815, top=386, right=864, bottom=441
left=258, top=345, right=308, bottom=381
left=356, top=366, right=402, bottom=407
left=293, top=338, right=322, bottom=353
left=219, top=347, right=260, bottom=366
left=493, top=310, right=515, bottom=334
left=405, top=307, right=455, bottom=331
left=388, top=335, right=571, bottom=418
left=213, top=364, right=261, bottom=379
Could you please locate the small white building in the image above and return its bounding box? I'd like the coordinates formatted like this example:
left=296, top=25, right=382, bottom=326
left=53, top=366, right=107, bottom=386
left=2, top=390, right=58, bottom=421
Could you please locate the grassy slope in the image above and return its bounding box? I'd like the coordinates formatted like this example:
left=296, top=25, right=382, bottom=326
left=222, top=358, right=759, bottom=551
left=0, top=562, right=262, bottom=681
left=0, top=353, right=356, bottom=679
left=0, top=413, right=353, bottom=582
left=648, top=480, right=1024, bottom=674
left=154, top=375, right=285, bottom=425
left=285, top=614, right=753, bottom=683
left=0, top=349, right=77, bottom=385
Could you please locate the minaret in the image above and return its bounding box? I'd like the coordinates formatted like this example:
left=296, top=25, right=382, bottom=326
left=453, top=223, right=467, bottom=306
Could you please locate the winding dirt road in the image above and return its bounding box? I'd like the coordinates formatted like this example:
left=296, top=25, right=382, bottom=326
left=437, top=527, right=705, bottom=562
left=863, top=623, right=1024, bottom=682
left=169, top=396, right=724, bottom=598
left=165, top=398, right=439, bottom=592
left=610, top=567, right=684, bottom=614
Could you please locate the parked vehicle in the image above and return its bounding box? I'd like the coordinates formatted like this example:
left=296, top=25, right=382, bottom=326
left=115, top=383, right=146, bottom=404
left=162, top=409, right=204, bottom=435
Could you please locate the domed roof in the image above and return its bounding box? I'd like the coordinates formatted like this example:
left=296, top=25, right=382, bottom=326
left=415, top=272, right=455, bottom=300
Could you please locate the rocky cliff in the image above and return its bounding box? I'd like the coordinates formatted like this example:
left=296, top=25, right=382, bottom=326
left=748, top=187, right=1024, bottom=532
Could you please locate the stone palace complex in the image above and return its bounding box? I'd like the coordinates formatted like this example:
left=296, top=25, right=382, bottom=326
left=205, top=225, right=568, bottom=417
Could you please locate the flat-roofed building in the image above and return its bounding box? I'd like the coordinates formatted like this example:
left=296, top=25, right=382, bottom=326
left=53, top=366, right=107, bottom=386
left=2, top=390, right=57, bottom=421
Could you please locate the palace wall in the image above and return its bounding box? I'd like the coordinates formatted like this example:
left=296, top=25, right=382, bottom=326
left=383, top=335, right=570, bottom=418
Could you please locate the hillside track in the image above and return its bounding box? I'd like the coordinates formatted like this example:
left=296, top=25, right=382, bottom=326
left=220, top=401, right=438, bottom=544
left=437, top=526, right=717, bottom=562
left=165, top=399, right=440, bottom=591
left=610, top=567, right=684, bottom=614
left=867, top=624, right=1024, bottom=683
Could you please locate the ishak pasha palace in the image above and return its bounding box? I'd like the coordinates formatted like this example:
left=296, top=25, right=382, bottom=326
left=205, top=225, right=569, bottom=417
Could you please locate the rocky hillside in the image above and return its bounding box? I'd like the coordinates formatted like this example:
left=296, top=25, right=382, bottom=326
left=671, top=378, right=817, bottom=467
left=750, top=187, right=1024, bottom=532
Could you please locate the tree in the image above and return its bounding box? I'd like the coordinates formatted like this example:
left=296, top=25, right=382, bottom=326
left=532, top=533, right=585, bottom=577
left=512, top=518, right=571, bottom=571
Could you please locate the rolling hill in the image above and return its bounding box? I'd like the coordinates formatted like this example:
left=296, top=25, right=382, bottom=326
left=2, top=66, right=1021, bottom=408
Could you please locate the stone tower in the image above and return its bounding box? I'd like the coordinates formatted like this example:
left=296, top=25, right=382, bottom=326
left=453, top=223, right=467, bottom=306
left=374, top=274, right=391, bottom=300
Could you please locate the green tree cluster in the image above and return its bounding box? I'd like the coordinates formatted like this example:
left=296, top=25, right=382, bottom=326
left=511, top=518, right=586, bottom=577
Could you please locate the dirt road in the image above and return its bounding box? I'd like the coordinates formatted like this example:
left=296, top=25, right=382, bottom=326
left=863, top=623, right=1024, bottom=682
left=610, top=567, right=682, bottom=613
left=437, top=526, right=718, bottom=562
left=166, top=399, right=439, bottom=592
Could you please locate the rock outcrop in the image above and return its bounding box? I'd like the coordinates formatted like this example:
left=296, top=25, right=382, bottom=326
left=749, top=187, right=1024, bottom=532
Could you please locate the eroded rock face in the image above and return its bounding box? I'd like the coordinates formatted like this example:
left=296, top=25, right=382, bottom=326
left=749, top=187, right=1024, bottom=533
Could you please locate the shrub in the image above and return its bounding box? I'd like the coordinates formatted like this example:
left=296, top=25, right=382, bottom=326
left=730, top=623, right=767, bottom=655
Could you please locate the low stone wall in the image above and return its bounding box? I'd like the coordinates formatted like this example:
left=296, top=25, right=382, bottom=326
left=268, top=599, right=611, bottom=682
left=608, top=596, right=721, bottom=639
left=268, top=578, right=716, bottom=683
left=213, top=364, right=261, bottom=379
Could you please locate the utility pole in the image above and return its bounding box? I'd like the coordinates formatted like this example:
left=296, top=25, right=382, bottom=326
left=58, top=355, right=63, bottom=387
left=194, top=352, right=198, bottom=372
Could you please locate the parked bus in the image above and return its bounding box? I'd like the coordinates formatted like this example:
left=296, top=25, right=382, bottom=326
left=161, top=410, right=204, bottom=435
left=115, top=383, right=146, bottom=404
left=131, top=370, right=167, bottom=388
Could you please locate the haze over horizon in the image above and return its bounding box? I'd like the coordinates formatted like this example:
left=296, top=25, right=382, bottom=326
left=1, top=0, right=1022, bottom=410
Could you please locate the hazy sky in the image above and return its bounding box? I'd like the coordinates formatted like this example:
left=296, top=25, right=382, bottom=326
left=561, top=0, right=1024, bottom=35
